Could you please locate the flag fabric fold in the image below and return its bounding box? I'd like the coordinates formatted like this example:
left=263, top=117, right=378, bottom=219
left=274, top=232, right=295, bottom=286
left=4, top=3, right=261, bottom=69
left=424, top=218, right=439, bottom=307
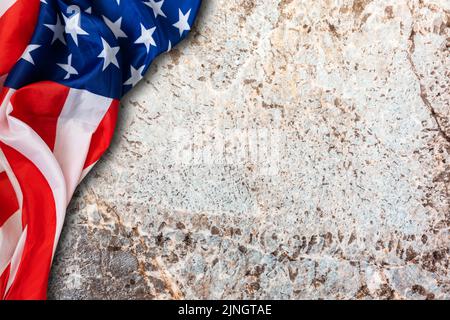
left=0, top=0, right=201, bottom=300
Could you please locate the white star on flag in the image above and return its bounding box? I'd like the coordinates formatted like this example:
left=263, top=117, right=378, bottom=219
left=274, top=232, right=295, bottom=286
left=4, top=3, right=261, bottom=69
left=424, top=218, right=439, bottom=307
left=144, top=0, right=167, bottom=18
left=124, top=65, right=145, bottom=86
left=57, top=54, right=78, bottom=79
left=63, top=11, right=89, bottom=45
left=134, top=24, right=156, bottom=53
left=103, top=16, right=127, bottom=39
left=44, top=14, right=66, bottom=45
left=173, top=9, right=191, bottom=36
left=21, top=44, right=41, bottom=65
left=98, top=37, right=120, bottom=71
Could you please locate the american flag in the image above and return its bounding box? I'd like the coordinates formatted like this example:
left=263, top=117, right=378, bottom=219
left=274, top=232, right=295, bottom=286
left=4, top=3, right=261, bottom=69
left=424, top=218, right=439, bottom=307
left=0, top=0, right=201, bottom=300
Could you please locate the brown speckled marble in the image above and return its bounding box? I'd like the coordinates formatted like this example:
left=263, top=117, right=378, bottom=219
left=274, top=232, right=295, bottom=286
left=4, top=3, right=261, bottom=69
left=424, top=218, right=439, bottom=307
left=48, top=0, right=450, bottom=300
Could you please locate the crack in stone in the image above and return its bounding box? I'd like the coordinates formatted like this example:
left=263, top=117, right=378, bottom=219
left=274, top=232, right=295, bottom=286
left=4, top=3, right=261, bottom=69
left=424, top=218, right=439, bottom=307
left=406, top=22, right=450, bottom=145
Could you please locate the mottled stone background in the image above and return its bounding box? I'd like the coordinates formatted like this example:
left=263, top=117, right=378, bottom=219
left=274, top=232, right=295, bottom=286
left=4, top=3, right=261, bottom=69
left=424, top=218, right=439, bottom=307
left=48, top=0, right=450, bottom=299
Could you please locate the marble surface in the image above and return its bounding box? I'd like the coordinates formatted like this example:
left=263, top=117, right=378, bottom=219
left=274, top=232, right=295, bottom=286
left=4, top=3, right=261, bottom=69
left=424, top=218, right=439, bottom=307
left=48, top=0, right=450, bottom=299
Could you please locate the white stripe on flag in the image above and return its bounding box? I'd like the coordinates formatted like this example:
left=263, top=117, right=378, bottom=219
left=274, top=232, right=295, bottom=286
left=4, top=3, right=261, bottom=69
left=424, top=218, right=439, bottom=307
left=0, top=212, right=22, bottom=276
left=53, top=89, right=112, bottom=204
left=0, top=0, right=17, bottom=18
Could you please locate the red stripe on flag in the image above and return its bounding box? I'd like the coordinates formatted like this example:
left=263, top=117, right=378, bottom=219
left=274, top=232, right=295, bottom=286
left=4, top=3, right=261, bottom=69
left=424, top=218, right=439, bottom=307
left=9, top=82, right=70, bottom=150
left=0, top=87, right=8, bottom=105
left=0, top=172, right=19, bottom=228
left=0, top=0, right=40, bottom=76
left=0, top=265, right=10, bottom=299
left=0, top=143, right=56, bottom=300
left=84, top=100, right=119, bottom=168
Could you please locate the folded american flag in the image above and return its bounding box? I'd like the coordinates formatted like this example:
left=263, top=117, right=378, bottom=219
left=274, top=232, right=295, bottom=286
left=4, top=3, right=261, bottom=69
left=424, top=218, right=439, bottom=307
left=0, top=0, right=201, bottom=300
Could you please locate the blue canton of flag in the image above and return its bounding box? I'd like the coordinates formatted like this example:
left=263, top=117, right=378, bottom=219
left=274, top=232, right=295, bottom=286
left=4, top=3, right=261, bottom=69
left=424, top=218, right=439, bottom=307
left=5, top=0, right=202, bottom=99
